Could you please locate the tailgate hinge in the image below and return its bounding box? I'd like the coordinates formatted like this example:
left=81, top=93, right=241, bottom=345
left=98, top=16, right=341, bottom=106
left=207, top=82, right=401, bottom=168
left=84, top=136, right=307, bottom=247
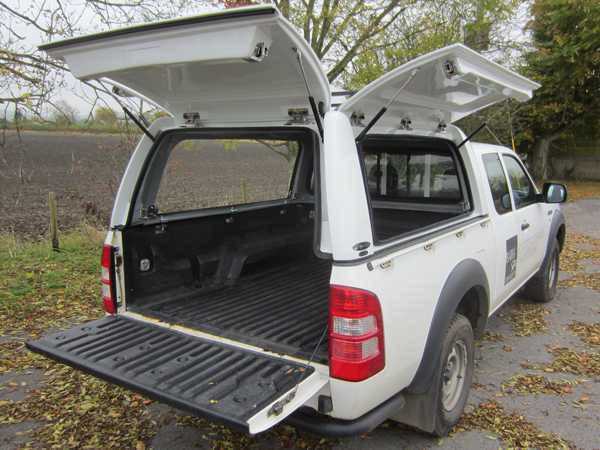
left=268, top=390, right=297, bottom=417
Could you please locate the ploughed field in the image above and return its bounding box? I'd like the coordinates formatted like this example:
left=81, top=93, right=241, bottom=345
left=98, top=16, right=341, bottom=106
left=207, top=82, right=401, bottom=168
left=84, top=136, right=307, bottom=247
left=0, top=130, right=291, bottom=237
left=1, top=131, right=128, bottom=236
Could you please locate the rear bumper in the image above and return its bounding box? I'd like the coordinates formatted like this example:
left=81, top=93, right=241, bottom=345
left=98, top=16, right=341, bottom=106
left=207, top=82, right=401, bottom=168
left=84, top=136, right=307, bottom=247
left=286, top=392, right=405, bottom=437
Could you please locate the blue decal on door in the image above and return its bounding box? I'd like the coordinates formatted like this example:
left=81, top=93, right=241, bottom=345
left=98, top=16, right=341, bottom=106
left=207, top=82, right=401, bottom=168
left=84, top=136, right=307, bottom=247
left=505, top=235, right=518, bottom=284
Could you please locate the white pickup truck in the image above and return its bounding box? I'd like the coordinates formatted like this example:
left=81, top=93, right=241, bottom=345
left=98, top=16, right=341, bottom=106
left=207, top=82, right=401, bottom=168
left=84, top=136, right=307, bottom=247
left=28, top=5, right=568, bottom=437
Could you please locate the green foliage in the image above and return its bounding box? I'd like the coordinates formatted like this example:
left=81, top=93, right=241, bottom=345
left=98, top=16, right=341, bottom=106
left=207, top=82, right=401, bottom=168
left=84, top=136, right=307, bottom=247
left=94, top=106, right=118, bottom=126
left=4, top=118, right=127, bottom=134
left=343, top=0, right=520, bottom=90
left=516, top=0, right=600, bottom=147
left=146, top=109, right=171, bottom=123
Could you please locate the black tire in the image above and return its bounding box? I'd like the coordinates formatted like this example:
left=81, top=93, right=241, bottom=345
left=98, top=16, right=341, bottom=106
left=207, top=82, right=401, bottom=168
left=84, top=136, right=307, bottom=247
left=523, top=238, right=560, bottom=303
left=432, top=313, right=474, bottom=437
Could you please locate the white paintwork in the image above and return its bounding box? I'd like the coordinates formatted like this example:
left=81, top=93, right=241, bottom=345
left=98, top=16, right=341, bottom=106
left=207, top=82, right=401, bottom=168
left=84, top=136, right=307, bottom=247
left=498, top=153, right=548, bottom=284
left=247, top=370, right=329, bottom=434
left=110, top=116, right=175, bottom=228
left=340, top=43, right=540, bottom=131
left=42, top=5, right=330, bottom=126
left=321, top=111, right=373, bottom=260
left=51, top=16, right=557, bottom=431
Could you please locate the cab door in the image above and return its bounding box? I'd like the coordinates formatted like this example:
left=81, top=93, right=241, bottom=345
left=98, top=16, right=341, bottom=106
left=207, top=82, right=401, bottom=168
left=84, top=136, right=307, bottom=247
left=501, top=154, right=547, bottom=283
left=481, top=152, right=521, bottom=308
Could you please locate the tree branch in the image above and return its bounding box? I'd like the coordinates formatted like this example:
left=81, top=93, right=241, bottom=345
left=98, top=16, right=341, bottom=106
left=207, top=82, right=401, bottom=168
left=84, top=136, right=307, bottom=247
left=327, top=1, right=405, bottom=82
left=303, top=0, right=316, bottom=43
left=0, top=1, right=53, bottom=34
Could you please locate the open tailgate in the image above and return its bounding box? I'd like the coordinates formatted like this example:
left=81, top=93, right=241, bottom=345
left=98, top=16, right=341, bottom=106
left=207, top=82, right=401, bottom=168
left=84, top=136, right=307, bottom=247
left=340, top=43, right=540, bottom=131
left=26, top=316, right=327, bottom=434
left=39, top=5, right=330, bottom=126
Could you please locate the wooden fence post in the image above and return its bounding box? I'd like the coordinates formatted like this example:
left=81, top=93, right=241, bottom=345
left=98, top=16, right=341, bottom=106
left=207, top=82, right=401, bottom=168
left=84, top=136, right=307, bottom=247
left=48, top=191, right=59, bottom=251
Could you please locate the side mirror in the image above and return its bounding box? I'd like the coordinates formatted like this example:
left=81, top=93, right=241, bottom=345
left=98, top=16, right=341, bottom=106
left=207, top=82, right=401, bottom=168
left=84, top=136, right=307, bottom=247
left=542, top=183, right=567, bottom=204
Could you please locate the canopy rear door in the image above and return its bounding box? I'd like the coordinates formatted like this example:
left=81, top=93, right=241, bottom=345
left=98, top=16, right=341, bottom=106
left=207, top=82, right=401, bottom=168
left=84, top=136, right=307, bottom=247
left=27, top=316, right=327, bottom=434
left=40, top=6, right=330, bottom=126
left=340, top=43, right=540, bottom=131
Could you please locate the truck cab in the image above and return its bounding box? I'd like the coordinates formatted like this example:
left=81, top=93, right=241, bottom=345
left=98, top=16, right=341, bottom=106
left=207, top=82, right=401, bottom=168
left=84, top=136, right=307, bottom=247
left=28, top=5, right=567, bottom=437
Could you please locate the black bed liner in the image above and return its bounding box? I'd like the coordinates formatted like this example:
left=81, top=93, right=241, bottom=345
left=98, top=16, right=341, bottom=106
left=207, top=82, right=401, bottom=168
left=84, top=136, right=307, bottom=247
left=27, top=316, right=314, bottom=431
left=132, top=259, right=331, bottom=363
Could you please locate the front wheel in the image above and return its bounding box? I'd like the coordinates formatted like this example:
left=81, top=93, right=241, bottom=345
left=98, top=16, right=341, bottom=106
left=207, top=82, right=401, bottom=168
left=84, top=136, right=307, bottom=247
left=432, top=314, right=474, bottom=436
left=524, top=238, right=560, bottom=303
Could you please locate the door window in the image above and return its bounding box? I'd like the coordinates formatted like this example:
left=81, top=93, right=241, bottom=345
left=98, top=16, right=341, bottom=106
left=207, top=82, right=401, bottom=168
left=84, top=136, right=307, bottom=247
left=502, top=155, right=537, bottom=209
left=482, top=154, right=512, bottom=214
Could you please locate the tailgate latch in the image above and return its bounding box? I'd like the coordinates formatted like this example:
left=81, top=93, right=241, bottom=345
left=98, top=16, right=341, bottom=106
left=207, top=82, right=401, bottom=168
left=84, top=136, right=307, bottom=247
left=268, top=390, right=297, bottom=417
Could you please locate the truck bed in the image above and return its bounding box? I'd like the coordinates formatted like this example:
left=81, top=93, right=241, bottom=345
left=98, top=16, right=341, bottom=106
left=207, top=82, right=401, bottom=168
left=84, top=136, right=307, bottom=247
left=131, top=259, right=331, bottom=363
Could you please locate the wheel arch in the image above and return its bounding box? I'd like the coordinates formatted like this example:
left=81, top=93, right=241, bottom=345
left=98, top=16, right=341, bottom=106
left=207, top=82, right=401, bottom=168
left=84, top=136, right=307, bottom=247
left=557, top=222, right=566, bottom=252
left=407, top=258, right=489, bottom=394
left=549, top=209, right=566, bottom=256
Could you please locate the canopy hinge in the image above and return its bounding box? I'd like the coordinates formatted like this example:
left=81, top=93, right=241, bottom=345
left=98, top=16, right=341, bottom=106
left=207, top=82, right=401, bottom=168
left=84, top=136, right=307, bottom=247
left=286, top=108, right=311, bottom=125
left=350, top=112, right=365, bottom=127
left=182, top=112, right=202, bottom=127
left=246, top=42, right=269, bottom=62
left=399, top=117, right=413, bottom=130
left=443, top=59, right=458, bottom=78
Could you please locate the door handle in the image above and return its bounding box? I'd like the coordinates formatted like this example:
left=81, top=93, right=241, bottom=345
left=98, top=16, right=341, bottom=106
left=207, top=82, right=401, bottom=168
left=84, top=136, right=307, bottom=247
left=521, top=222, right=530, bottom=231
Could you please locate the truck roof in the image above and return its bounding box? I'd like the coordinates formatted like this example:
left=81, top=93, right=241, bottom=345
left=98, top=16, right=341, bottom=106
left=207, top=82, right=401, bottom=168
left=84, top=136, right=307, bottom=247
left=469, top=141, right=514, bottom=156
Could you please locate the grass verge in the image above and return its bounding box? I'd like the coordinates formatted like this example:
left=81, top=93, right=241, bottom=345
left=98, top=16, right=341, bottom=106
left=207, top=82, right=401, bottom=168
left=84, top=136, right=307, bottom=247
left=0, top=226, right=104, bottom=338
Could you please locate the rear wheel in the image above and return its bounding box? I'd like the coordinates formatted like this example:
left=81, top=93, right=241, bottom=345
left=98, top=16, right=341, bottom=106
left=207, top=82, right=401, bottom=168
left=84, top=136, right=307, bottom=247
left=432, top=314, right=474, bottom=436
left=523, top=238, right=560, bottom=303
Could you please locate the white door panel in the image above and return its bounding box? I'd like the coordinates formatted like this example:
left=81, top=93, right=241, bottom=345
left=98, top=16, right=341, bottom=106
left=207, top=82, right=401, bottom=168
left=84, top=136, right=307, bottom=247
left=501, top=154, right=546, bottom=283
left=480, top=151, right=521, bottom=307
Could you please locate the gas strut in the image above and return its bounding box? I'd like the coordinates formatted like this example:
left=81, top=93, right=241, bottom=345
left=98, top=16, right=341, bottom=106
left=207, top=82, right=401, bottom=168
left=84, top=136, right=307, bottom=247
left=122, top=106, right=156, bottom=142
left=355, top=68, right=419, bottom=143
left=294, top=48, right=324, bottom=140
left=457, top=123, right=486, bottom=148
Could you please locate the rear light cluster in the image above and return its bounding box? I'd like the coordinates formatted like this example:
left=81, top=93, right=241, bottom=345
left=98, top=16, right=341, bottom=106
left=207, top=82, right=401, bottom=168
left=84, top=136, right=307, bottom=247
left=329, top=285, right=385, bottom=381
left=101, top=245, right=117, bottom=314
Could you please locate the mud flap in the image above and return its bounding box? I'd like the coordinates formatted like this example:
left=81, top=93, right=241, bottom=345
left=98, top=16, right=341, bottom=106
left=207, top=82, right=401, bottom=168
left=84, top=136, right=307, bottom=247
left=26, top=316, right=328, bottom=434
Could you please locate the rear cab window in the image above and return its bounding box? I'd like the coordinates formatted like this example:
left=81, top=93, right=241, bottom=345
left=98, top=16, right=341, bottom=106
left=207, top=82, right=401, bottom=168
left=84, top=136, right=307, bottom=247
left=360, top=136, right=472, bottom=243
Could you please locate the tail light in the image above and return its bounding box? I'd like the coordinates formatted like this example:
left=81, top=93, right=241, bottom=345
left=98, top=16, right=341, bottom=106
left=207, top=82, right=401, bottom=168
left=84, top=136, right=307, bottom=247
left=329, top=285, right=384, bottom=381
left=101, top=245, right=117, bottom=314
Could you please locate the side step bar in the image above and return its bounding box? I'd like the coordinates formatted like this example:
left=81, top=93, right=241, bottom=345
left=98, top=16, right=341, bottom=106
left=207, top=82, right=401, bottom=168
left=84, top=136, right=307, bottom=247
left=27, top=316, right=323, bottom=432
